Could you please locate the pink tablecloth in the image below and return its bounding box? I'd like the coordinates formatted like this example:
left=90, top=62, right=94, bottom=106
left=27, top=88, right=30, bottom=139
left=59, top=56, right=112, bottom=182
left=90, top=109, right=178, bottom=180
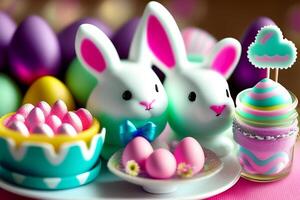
left=1, top=142, right=300, bottom=199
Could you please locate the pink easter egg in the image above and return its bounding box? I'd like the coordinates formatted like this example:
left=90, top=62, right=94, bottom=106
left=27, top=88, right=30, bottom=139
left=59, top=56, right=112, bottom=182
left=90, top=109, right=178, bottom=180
left=62, top=111, right=82, bottom=132
left=75, top=108, right=93, bottom=130
left=50, top=100, right=68, bottom=119
left=57, top=123, right=77, bottom=136
left=8, top=121, right=29, bottom=136
left=5, top=113, right=25, bottom=127
left=16, top=103, right=34, bottom=117
left=36, top=101, right=51, bottom=117
left=31, top=123, right=54, bottom=137
left=173, top=137, right=205, bottom=175
left=46, top=115, right=62, bottom=132
left=122, top=137, right=153, bottom=170
left=145, top=148, right=176, bottom=179
left=25, top=107, right=45, bottom=130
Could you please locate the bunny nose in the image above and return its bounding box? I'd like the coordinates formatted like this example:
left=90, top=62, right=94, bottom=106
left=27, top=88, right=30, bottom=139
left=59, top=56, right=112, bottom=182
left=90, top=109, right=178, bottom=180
left=210, top=105, right=226, bottom=116
left=139, top=99, right=156, bottom=111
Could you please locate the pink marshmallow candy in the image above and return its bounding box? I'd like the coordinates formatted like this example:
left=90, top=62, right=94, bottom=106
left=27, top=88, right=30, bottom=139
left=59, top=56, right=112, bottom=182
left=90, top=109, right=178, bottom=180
left=25, top=107, right=45, bottom=131
left=16, top=104, right=34, bottom=118
left=50, top=100, right=68, bottom=119
left=36, top=101, right=51, bottom=117
left=8, top=121, right=29, bottom=136
left=63, top=112, right=83, bottom=132
left=75, top=108, right=93, bottom=130
left=5, top=114, right=25, bottom=127
left=46, top=115, right=62, bottom=133
left=57, top=123, right=77, bottom=136
left=31, top=124, right=54, bottom=137
left=4, top=100, right=94, bottom=137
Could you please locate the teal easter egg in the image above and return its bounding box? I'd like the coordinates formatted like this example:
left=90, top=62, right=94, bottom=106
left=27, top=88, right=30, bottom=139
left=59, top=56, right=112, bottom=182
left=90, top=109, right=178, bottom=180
left=65, top=58, right=98, bottom=106
left=0, top=74, right=21, bottom=116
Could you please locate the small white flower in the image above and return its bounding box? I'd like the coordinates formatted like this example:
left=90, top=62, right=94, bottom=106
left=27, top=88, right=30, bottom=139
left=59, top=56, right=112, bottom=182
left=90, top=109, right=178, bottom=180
left=125, top=160, right=140, bottom=176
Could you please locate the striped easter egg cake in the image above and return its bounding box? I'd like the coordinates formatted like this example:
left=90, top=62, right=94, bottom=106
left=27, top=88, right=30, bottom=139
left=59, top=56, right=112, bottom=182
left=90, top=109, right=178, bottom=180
left=235, top=78, right=298, bottom=127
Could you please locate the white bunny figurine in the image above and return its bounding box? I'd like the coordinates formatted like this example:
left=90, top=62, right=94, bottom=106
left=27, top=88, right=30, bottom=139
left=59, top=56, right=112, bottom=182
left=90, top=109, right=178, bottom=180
left=75, top=22, right=168, bottom=159
left=136, top=2, right=241, bottom=156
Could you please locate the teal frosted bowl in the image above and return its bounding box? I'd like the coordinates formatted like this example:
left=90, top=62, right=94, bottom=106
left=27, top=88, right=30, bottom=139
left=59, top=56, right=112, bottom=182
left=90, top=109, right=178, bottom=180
left=0, top=129, right=105, bottom=177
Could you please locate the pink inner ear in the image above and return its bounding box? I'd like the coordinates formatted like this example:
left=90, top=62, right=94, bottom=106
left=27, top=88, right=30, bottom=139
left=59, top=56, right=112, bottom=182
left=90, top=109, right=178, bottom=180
left=81, top=39, right=106, bottom=73
left=147, top=15, right=175, bottom=68
left=212, top=46, right=236, bottom=76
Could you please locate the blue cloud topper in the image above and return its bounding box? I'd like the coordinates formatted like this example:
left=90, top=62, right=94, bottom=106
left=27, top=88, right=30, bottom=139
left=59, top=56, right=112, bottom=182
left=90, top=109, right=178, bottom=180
left=247, top=25, right=297, bottom=69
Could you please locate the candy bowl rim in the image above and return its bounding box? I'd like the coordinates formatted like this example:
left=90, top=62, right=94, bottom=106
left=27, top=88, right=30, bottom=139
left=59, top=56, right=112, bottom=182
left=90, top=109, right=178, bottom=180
left=0, top=113, right=101, bottom=149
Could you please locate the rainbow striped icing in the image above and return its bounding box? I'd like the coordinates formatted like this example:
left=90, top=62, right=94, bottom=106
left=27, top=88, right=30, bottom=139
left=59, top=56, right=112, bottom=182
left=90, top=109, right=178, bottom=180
left=236, top=78, right=298, bottom=127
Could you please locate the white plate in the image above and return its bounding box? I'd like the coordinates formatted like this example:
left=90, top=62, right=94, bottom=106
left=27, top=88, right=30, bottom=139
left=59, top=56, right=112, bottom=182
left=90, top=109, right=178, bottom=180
left=108, top=149, right=223, bottom=194
left=0, top=152, right=241, bottom=200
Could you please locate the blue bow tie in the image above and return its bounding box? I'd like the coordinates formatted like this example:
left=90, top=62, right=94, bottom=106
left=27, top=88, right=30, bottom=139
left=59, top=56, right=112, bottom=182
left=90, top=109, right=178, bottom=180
left=119, top=120, right=156, bottom=146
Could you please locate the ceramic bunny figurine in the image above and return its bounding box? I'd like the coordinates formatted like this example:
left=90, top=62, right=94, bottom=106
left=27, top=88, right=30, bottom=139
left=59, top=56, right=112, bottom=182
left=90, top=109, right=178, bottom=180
left=136, top=2, right=241, bottom=156
left=75, top=23, right=168, bottom=159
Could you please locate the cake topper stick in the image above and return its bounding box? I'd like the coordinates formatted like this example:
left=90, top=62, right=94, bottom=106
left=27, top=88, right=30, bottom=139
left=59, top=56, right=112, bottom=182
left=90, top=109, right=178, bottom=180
left=275, top=68, right=279, bottom=82
left=247, top=25, right=297, bottom=82
left=267, top=68, right=270, bottom=79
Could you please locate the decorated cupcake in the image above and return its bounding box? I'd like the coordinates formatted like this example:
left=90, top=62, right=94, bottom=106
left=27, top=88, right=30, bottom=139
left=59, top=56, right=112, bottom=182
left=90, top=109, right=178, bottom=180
left=233, top=25, right=298, bottom=181
left=234, top=78, right=298, bottom=180
left=0, top=100, right=105, bottom=190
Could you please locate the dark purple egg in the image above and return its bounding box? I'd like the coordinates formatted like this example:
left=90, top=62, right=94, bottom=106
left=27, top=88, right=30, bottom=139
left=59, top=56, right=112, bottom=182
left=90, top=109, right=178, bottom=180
left=58, top=18, right=112, bottom=65
left=111, top=18, right=140, bottom=59
left=228, top=17, right=276, bottom=99
left=0, top=12, right=16, bottom=69
left=9, top=15, right=61, bottom=84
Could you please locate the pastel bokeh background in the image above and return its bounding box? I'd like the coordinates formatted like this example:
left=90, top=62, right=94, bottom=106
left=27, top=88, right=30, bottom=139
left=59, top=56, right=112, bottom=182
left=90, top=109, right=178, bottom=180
left=0, top=1, right=300, bottom=199
left=1, top=0, right=299, bottom=97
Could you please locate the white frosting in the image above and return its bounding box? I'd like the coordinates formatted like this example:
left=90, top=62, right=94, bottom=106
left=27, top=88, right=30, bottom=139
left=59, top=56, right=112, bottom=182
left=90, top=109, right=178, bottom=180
left=43, top=178, right=61, bottom=189
left=76, top=172, right=90, bottom=185
left=4, top=128, right=106, bottom=166
left=12, top=173, right=25, bottom=184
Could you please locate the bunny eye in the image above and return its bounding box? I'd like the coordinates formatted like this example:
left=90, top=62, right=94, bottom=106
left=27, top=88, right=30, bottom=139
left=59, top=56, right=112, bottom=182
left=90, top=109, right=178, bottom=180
left=122, top=90, right=132, bottom=101
left=188, top=91, right=196, bottom=102
left=226, top=89, right=230, bottom=98
left=155, top=84, right=159, bottom=92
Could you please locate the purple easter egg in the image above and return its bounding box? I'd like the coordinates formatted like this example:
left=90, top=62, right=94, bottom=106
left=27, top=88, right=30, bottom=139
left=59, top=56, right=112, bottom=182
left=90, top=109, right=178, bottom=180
left=0, top=12, right=16, bottom=69
left=111, top=18, right=140, bottom=59
left=9, top=16, right=61, bottom=84
left=58, top=18, right=112, bottom=65
left=228, top=17, right=275, bottom=99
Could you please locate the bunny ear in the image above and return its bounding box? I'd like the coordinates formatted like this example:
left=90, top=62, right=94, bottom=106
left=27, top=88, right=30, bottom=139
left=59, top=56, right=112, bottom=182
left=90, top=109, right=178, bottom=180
left=209, top=38, right=241, bottom=79
left=75, top=24, right=120, bottom=76
left=130, top=2, right=188, bottom=74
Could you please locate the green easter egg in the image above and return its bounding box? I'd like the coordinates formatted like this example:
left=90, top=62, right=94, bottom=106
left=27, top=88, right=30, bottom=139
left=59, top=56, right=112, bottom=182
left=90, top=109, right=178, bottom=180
left=65, top=58, right=98, bottom=106
left=0, top=74, right=21, bottom=117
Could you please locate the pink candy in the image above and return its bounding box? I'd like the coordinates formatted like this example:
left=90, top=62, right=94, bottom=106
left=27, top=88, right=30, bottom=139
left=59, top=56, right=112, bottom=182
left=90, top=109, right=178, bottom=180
left=46, top=115, right=62, bottom=132
left=32, top=124, right=54, bottom=137
left=16, top=104, right=34, bottom=118
left=62, top=112, right=83, bottom=132
left=36, top=101, right=51, bottom=117
left=4, top=100, right=94, bottom=137
left=57, top=123, right=77, bottom=136
left=50, top=100, right=68, bottom=119
left=25, top=108, right=45, bottom=131
left=8, top=121, right=29, bottom=136
left=76, top=108, right=93, bottom=130
left=5, top=114, right=25, bottom=127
